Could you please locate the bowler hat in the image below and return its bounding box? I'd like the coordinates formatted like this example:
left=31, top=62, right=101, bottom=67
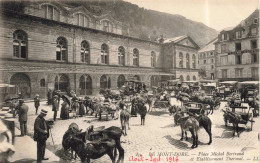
left=40, top=109, right=48, bottom=115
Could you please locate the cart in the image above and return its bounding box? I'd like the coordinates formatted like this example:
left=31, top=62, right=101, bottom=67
left=224, top=104, right=254, bottom=131
left=183, top=102, right=207, bottom=115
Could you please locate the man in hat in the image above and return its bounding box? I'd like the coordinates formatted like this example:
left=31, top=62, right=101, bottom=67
left=52, top=95, right=59, bottom=121
left=16, top=99, right=29, bottom=136
left=34, top=94, right=40, bottom=115
left=34, top=109, right=50, bottom=162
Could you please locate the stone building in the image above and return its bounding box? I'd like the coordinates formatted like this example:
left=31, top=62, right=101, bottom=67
left=198, top=38, right=217, bottom=80
left=215, top=9, right=259, bottom=81
left=0, top=1, right=199, bottom=98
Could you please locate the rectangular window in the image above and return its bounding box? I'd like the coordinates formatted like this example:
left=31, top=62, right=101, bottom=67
left=252, top=68, right=259, bottom=77
left=235, top=42, right=241, bottom=51
left=237, top=55, right=242, bottom=64
left=204, top=60, right=206, bottom=64
left=211, top=59, right=214, bottom=63
left=211, top=65, right=214, bottom=70
left=251, top=53, right=258, bottom=63
left=251, top=28, right=257, bottom=35
left=21, top=46, right=26, bottom=58
left=235, top=69, right=243, bottom=78
left=251, top=40, right=257, bottom=49
left=13, top=45, right=19, bottom=57
left=220, top=56, right=228, bottom=65
left=253, top=18, right=258, bottom=24
left=221, top=44, right=227, bottom=53
left=222, top=33, right=228, bottom=41
left=236, top=31, right=242, bottom=38
left=222, top=70, right=227, bottom=78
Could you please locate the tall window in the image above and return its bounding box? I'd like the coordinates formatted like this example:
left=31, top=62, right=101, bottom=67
left=13, top=30, right=27, bottom=59
left=186, top=75, right=190, bottom=81
left=186, top=53, right=190, bottom=68
left=193, top=76, right=196, bottom=81
left=102, top=20, right=113, bottom=33
left=235, top=42, right=241, bottom=51
left=75, top=13, right=89, bottom=27
left=56, top=37, right=67, bottom=61
left=179, top=52, right=183, bottom=68
left=236, top=55, right=242, bottom=64
left=42, top=5, right=60, bottom=21
left=251, top=28, right=257, bottom=35
left=151, top=51, right=156, bottom=67
left=222, top=33, right=228, bottom=41
left=251, top=40, right=257, bottom=49
left=251, top=53, right=258, bottom=63
left=118, top=46, right=125, bottom=65
left=40, top=79, right=45, bottom=87
left=235, top=68, right=243, bottom=78
left=101, top=44, right=109, bottom=64
left=222, top=69, right=228, bottom=78
left=251, top=68, right=259, bottom=78
left=133, top=48, right=139, bottom=66
left=221, top=44, right=227, bottom=53
left=236, top=31, right=242, bottom=39
left=81, top=41, right=90, bottom=63
left=192, top=54, right=196, bottom=68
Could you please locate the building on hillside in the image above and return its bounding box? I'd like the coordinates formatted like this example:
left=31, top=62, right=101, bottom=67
left=215, top=9, right=259, bottom=82
left=0, top=1, right=199, bottom=98
left=163, top=35, right=200, bottom=82
left=198, top=38, right=217, bottom=80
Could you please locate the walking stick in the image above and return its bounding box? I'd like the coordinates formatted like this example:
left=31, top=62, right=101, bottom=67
left=49, top=128, right=55, bottom=150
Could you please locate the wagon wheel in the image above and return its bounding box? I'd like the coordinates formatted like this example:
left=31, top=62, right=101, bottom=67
left=250, top=113, right=254, bottom=131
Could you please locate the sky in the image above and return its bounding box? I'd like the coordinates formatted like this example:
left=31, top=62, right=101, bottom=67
left=123, top=0, right=259, bottom=31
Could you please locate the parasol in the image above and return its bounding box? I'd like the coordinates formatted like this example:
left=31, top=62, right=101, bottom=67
left=62, top=95, right=71, bottom=104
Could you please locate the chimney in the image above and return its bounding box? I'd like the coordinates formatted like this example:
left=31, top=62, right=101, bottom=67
left=159, top=34, right=164, bottom=43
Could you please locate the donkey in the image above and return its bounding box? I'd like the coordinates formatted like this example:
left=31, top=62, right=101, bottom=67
left=120, top=109, right=130, bottom=136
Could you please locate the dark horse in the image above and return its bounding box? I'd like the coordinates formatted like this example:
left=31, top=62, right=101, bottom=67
left=62, top=124, right=124, bottom=163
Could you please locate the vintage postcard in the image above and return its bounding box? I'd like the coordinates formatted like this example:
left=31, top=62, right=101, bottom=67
left=0, top=0, right=259, bottom=162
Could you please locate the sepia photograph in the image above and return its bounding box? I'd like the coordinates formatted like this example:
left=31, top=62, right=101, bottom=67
left=0, top=0, right=259, bottom=162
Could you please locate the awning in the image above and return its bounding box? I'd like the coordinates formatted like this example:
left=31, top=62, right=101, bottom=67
left=0, top=83, right=16, bottom=88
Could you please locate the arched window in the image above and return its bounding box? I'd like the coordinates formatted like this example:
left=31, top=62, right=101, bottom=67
left=42, top=4, right=60, bottom=21
left=118, top=46, right=125, bottom=65
left=186, top=75, right=190, bottom=81
left=179, top=75, right=184, bottom=82
left=179, top=52, right=183, bottom=68
left=13, top=30, right=27, bottom=59
left=133, top=48, right=139, bottom=66
left=79, top=75, right=92, bottom=95
left=81, top=41, right=90, bottom=63
left=192, top=54, right=196, bottom=69
left=55, top=74, right=69, bottom=92
left=186, top=53, right=190, bottom=68
left=193, top=76, right=196, bottom=81
left=102, top=20, right=113, bottom=32
left=75, top=13, right=89, bottom=27
left=151, top=51, right=156, bottom=67
left=117, top=75, right=125, bottom=88
left=40, top=79, right=45, bottom=87
left=101, top=44, right=109, bottom=64
left=100, top=75, right=111, bottom=89
left=10, top=73, right=31, bottom=98
left=56, top=37, right=67, bottom=61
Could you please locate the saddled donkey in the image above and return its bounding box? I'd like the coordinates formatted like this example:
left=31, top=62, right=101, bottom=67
left=63, top=124, right=124, bottom=163
left=120, top=103, right=131, bottom=136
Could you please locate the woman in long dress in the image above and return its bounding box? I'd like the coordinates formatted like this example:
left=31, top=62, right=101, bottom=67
left=60, top=97, right=70, bottom=119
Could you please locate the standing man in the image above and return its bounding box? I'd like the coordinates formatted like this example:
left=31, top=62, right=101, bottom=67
left=34, top=109, right=50, bottom=162
left=16, top=99, right=29, bottom=136
left=52, top=95, right=59, bottom=122
left=34, top=94, right=40, bottom=115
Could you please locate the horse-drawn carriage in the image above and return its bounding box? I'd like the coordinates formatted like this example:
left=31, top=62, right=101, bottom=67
left=223, top=103, right=254, bottom=136
left=121, top=80, right=147, bottom=96
left=217, top=81, right=238, bottom=99
left=183, top=102, right=208, bottom=115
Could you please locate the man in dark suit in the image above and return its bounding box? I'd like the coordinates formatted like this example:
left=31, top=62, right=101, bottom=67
left=17, top=99, right=29, bottom=136
left=52, top=95, right=59, bottom=121
left=34, top=94, right=40, bottom=115
left=34, top=109, right=50, bottom=162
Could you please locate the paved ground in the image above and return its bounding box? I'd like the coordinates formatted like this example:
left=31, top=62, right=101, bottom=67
left=11, top=99, right=259, bottom=163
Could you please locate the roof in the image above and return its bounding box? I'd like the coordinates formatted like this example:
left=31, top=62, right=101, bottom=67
left=0, top=83, right=15, bottom=88
left=220, top=26, right=234, bottom=32
left=164, top=35, right=187, bottom=43
left=198, top=37, right=218, bottom=53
